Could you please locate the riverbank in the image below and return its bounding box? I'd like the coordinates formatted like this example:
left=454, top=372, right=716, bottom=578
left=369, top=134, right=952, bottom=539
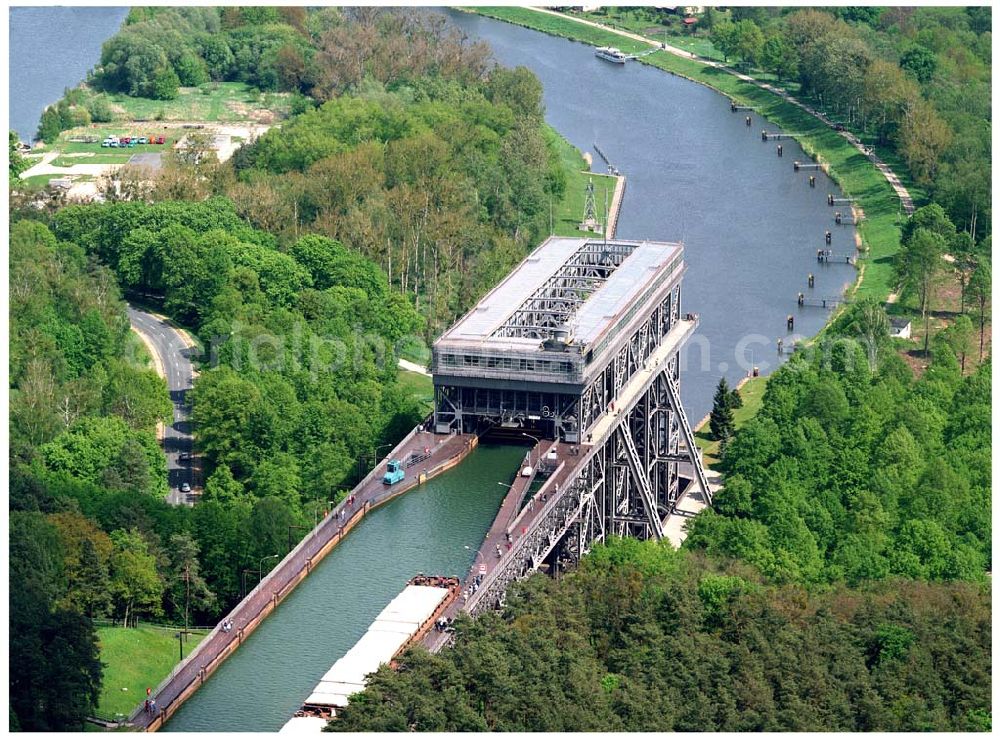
left=468, top=7, right=912, bottom=305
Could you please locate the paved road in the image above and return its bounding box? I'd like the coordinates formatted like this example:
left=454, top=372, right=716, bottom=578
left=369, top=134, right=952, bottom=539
left=128, top=305, right=198, bottom=506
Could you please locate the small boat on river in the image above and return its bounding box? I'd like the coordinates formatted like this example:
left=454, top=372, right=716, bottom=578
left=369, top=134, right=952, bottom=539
left=595, top=46, right=628, bottom=64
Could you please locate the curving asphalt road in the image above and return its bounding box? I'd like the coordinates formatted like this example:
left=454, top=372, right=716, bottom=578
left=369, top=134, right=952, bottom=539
left=128, top=305, right=199, bottom=506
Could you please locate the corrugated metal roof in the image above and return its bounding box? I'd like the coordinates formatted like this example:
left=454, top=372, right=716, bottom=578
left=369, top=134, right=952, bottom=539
left=443, top=237, right=583, bottom=341
left=573, top=243, right=679, bottom=344
left=437, top=237, right=682, bottom=348
left=300, top=584, right=449, bottom=710
left=279, top=716, right=329, bottom=734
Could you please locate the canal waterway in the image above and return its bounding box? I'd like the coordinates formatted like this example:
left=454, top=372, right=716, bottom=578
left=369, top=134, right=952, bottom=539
left=164, top=444, right=526, bottom=732
left=8, top=6, right=128, bottom=142
left=443, top=9, right=857, bottom=420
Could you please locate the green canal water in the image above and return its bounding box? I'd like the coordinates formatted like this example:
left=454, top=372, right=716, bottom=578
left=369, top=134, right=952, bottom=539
left=164, top=444, right=525, bottom=732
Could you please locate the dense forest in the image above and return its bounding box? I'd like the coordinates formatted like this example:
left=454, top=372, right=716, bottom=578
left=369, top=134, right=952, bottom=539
left=331, top=540, right=990, bottom=732
left=11, top=8, right=568, bottom=730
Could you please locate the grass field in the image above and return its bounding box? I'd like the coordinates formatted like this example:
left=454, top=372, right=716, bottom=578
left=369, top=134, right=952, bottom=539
left=545, top=125, right=618, bottom=238
left=96, top=625, right=208, bottom=720
left=473, top=7, right=911, bottom=304
left=51, top=153, right=137, bottom=167
left=397, top=369, right=434, bottom=415
left=693, top=375, right=767, bottom=469
left=107, top=82, right=291, bottom=123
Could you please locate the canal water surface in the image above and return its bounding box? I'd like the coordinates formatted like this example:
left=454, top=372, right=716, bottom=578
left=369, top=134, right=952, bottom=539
left=164, top=444, right=526, bottom=732
left=8, top=6, right=128, bottom=142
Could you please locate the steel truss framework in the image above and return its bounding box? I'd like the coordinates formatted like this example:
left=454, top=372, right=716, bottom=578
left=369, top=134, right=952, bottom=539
left=493, top=241, right=640, bottom=340
left=467, top=350, right=710, bottom=618
left=580, top=284, right=679, bottom=431
left=434, top=283, right=682, bottom=443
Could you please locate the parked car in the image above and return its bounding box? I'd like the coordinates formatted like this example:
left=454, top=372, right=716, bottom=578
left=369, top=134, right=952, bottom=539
left=180, top=482, right=192, bottom=493
left=136, top=136, right=148, bottom=144
left=179, top=452, right=193, bottom=461
left=833, top=122, right=846, bottom=132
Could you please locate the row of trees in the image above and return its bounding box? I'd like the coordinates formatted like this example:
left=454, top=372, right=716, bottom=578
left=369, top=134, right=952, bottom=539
left=705, top=7, right=989, bottom=239
left=330, top=541, right=991, bottom=732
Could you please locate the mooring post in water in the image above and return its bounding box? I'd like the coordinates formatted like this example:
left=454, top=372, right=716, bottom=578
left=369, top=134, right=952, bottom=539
left=794, top=161, right=800, bottom=171
left=797, top=292, right=805, bottom=306
left=835, top=211, right=842, bottom=224
left=808, top=273, right=815, bottom=288
left=777, top=144, right=783, bottom=157
left=777, top=338, right=784, bottom=354
left=827, top=193, right=835, bottom=206
left=825, top=230, right=832, bottom=244
left=809, top=175, right=816, bottom=187
left=787, top=315, right=795, bottom=331
left=746, top=115, right=752, bottom=127
left=761, top=130, right=768, bottom=141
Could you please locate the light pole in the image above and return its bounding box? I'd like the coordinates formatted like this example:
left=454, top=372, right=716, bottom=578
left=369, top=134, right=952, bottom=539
left=258, top=553, right=279, bottom=584
left=521, top=433, right=540, bottom=470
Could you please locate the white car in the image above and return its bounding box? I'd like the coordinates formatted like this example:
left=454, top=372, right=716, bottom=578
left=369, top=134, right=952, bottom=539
left=180, top=482, right=192, bottom=493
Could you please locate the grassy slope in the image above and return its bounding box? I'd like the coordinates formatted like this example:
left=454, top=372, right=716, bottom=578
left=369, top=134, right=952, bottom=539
left=96, top=625, right=208, bottom=719
left=693, top=375, right=767, bottom=469
left=544, top=125, right=618, bottom=238
left=397, top=369, right=434, bottom=416
left=473, top=7, right=907, bottom=304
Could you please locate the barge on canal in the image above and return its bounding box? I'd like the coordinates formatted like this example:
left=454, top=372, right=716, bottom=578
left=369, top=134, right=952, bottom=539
left=280, top=575, right=460, bottom=733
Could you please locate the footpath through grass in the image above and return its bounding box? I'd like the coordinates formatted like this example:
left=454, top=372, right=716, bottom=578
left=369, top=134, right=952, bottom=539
left=96, top=624, right=208, bottom=720
left=473, top=7, right=907, bottom=303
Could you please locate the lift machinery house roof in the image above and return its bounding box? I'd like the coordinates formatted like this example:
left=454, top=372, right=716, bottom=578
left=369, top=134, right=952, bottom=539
left=433, top=236, right=685, bottom=389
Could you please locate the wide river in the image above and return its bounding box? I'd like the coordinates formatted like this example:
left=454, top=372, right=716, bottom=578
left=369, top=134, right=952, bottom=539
left=9, top=8, right=857, bottom=732
left=8, top=6, right=128, bottom=142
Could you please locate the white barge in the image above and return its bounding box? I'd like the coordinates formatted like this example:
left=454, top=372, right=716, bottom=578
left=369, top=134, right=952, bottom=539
left=280, top=575, right=459, bottom=733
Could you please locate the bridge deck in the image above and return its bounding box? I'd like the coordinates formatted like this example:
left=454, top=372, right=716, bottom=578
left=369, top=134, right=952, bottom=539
left=423, top=439, right=583, bottom=652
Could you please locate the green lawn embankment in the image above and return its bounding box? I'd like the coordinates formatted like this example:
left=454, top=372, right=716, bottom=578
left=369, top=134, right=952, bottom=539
left=545, top=125, right=618, bottom=238
left=96, top=624, right=208, bottom=720
left=472, top=7, right=908, bottom=303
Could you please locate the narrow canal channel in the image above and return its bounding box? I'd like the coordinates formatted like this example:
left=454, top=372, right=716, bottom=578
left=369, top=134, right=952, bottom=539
left=443, top=9, right=857, bottom=420
left=164, top=444, right=526, bottom=732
